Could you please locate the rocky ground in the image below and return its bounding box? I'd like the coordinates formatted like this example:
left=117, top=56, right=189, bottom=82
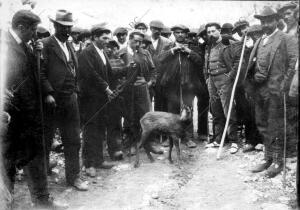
left=12, top=139, right=298, bottom=210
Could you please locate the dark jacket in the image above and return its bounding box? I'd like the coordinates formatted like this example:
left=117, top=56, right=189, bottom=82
left=159, top=42, right=204, bottom=91
left=245, top=30, right=298, bottom=95
left=41, top=35, right=78, bottom=96
left=119, top=47, right=156, bottom=84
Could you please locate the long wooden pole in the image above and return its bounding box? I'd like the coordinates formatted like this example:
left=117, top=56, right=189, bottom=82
left=217, top=34, right=247, bottom=159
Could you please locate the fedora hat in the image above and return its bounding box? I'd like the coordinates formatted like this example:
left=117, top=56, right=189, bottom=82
left=49, top=9, right=74, bottom=26
left=254, top=6, right=279, bottom=20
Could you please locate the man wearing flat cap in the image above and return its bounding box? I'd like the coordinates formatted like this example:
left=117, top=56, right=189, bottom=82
left=232, top=19, right=250, bottom=39
left=113, top=27, right=128, bottom=50
left=278, top=2, right=298, bottom=36
left=3, top=9, right=68, bottom=209
left=204, top=22, right=240, bottom=153
left=246, top=6, right=298, bottom=178
left=119, top=30, right=159, bottom=155
left=159, top=24, right=205, bottom=148
left=41, top=9, right=88, bottom=191
left=161, top=27, right=172, bottom=39
left=78, top=25, right=124, bottom=178
left=134, top=22, right=148, bottom=34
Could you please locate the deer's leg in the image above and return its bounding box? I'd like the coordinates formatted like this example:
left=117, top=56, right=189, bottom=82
left=168, top=136, right=174, bottom=164
left=173, top=135, right=182, bottom=163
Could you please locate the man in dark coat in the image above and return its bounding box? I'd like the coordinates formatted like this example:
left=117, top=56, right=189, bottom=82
left=41, top=10, right=88, bottom=191
left=247, top=7, right=298, bottom=178
left=159, top=24, right=205, bottom=148
left=3, top=10, right=67, bottom=209
left=203, top=22, right=239, bottom=154
left=78, top=25, right=122, bottom=178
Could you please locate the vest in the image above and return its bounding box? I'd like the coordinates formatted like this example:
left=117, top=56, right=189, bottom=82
left=206, top=41, right=227, bottom=76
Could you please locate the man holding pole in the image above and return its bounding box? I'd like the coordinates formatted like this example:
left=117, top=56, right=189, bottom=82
left=247, top=6, right=298, bottom=178
left=204, top=23, right=239, bottom=154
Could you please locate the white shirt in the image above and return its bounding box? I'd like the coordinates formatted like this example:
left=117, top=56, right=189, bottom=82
left=117, top=40, right=128, bottom=50
left=151, top=37, right=159, bottom=50
left=9, top=28, right=22, bottom=44
left=127, top=46, right=134, bottom=56
left=93, top=43, right=107, bottom=65
left=54, top=36, right=70, bottom=61
left=262, top=28, right=278, bottom=45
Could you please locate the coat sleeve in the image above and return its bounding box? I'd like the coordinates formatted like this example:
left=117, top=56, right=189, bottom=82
left=146, top=50, right=157, bottom=85
left=40, top=43, right=55, bottom=95
left=284, top=35, right=298, bottom=92
left=78, top=51, right=109, bottom=92
left=158, top=44, right=174, bottom=63
left=188, top=50, right=203, bottom=67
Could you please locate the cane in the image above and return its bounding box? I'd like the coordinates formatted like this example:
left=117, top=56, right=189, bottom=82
left=217, top=34, right=247, bottom=159
left=283, top=93, right=287, bottom=189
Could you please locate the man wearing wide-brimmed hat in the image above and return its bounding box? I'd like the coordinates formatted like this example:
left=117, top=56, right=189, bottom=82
left=41, top=9, right=88, bottom=191
left=247, top=6, right=298, bottom=178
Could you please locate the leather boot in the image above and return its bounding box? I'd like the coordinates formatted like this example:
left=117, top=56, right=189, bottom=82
left=251, top=159, right=272, bottom=173
left=265, top=162, right=283, bottom=178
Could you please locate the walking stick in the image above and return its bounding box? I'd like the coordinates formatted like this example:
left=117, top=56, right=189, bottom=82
left=36, top=48, right=48, bottom=176
left=217, top=34, right=247, bottom=159
left=283, top=93, right=287, bottom=189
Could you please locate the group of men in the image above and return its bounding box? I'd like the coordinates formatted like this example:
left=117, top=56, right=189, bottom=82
left=0, top=1, right=298, bottom=209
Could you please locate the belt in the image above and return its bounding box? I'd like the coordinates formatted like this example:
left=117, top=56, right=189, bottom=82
left=208, top=67, right=228, bottom=76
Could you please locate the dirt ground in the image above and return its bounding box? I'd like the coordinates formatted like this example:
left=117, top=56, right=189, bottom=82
left=12, top=139, right=298, bottom=210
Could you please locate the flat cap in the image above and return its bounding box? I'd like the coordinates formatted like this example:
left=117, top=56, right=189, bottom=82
left=149, top=20, right=164, bottom=29
left=134, top=22, right=148, bottom=29
left=277, top=2, right=298, bottom=14
left=232, top=20, right=249, bottom=33
left=171, top=24, right=189, bottom=33
left=108, top=38, right=120, bottom=49
left=254, top=6, right=279, bottom=20
left=247, top=24, right=263, bottom=34
left=91, top=24, right=111, bottom=35
left=12, top=9, right=41, bottom=28
left=222, top=23, right=234, bottom=29
left=71, top=26, right=83, bottom=34
left=37, top=26, right=49, bottom=34
left=143, top=34, right=152, bottom=43
left=113, top=27, right=128, bottom=36
left=197, top=24, right=206, bottom=36
left=129, top=29, right=145, bottom=38
left=161, top=27, right=171, bottom=34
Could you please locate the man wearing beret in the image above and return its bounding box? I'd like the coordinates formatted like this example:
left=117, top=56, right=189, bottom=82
left=134, top=22, right=148, bottom=34
left=159, top=24, right=205, bottom=148
left=113, top=27, right=128, bottom=50
left=204, top=22, right=239, bottom=153
left=119, top=30, right=159, bottom=154
left=78, top=25, right=123, bottom=177
left=3, top=10, right=67, bottom=209
left=246, top=6, right=298, bottom=178
left=41, top=10, right=88, bottom=191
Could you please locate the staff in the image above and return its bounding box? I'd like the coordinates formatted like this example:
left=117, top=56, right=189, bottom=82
left=217, top=33, right=247, bottom=159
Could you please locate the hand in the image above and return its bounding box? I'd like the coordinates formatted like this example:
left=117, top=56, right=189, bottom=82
left=134, top=76, right=147, bottom=86
left=45, top=95, right=56, bottom=108
left=4, top=89, right=14, bottom=104
left=181, top=46, right=192, bottom=54
left=105, top=88, right=115, bottom=101
left=1, top=111, right=11, bottom=124
left=171, top=46, right=182, bottom=54
left=147, top=81, right=153, bottom=87
left=33, top=40, right=43, bottom=51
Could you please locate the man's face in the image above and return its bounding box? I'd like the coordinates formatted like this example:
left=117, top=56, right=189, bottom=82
left=173, top=29, right=187, bottom=43
left=136, top=26, right=147, bottom=34
left=238, top=25, right=249, bottom=37
left=71, top=32, right=80, bottom=43
left=207, top=26, right=220, bottom=43
left=283, top=8, right=297, bottom=27
left=150, top=27, right=162, bottom=39
left=116, top=33, right=127, bottom=44
left=249, top=32, right=263, bottom=42
left=55, top=23, right=72, bottom=42
left=260, top=17, right=277, bottom=35
left=21, top=23, right=38, bottom=42
left=129, top=34, right=143, bottom=50
left=94, top=32, right=111, bottom=49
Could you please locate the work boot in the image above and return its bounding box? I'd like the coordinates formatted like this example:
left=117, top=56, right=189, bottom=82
left=229, top=143, right=239, bottom=154
left=251, top=159, right=272, bottom=173
left=265, top=162, right=283, bottom=178
left=242, top=144, right=255, bottom=153
left=71, top=178, right=88, bottom=191
left=33, top=197, right=69, bottom=209
left=186, top=139, right=197, bottom=148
